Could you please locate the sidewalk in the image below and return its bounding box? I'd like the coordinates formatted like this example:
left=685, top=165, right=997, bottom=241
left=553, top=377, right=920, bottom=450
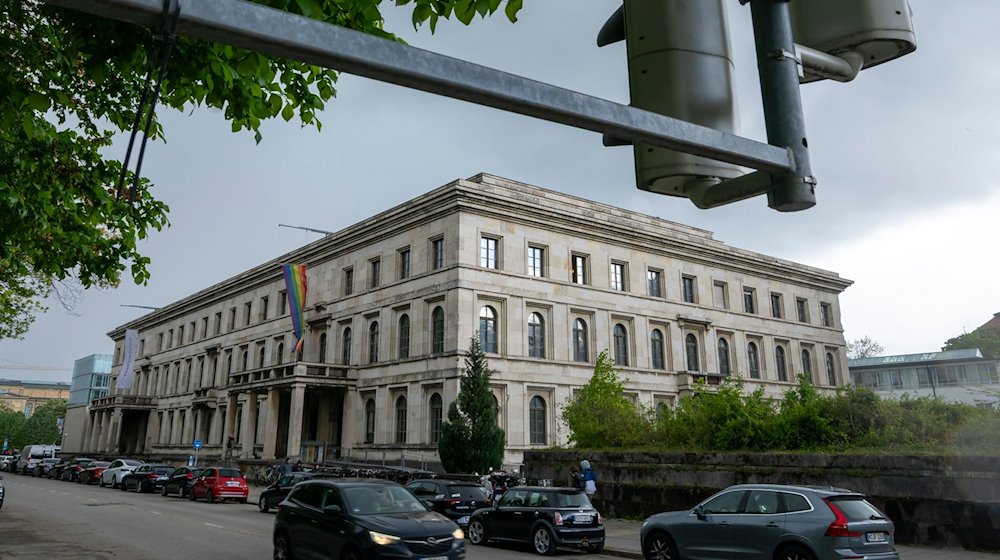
left=601, top=518, right=1000, bottom=560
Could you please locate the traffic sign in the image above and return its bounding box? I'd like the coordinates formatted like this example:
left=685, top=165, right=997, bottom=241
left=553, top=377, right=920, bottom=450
left=193, top=439, right=202, bottom=450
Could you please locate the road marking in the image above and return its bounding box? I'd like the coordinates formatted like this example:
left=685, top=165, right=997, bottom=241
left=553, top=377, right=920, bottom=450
left=150, top=511, right=162, bottom=515
left=205, top=523, right=225, bottom=529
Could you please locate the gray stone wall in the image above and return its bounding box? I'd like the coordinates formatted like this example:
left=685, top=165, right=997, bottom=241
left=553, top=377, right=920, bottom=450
left=523, top=450, right=1000, bottom=551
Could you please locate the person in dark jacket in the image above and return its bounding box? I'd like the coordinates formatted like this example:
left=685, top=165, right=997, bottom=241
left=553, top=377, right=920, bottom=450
left=568, top=465, right=584, bottom=490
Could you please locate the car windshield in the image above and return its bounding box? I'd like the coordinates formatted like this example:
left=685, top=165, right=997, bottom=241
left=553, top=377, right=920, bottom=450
left=219, top=468, right=242, bottom=477
left=344, top=485, right=428, bottom=515
left=446, top=484, right=490, bottom=500
left=555, top=490, right=593, bottom=508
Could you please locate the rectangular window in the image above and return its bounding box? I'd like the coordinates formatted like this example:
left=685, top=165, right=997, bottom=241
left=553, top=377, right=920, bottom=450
left=820, top=303, right=832, bottom=327
left=177, top=325, right=184, bottom=346
left=398, top=248, right=411, bottom=280
left=796, top=297, right=809, bottom=323
left=611, top=262, right=626, bottom=291
left=228, top=308, right=236, bottom=331
left=648, top=270, right=663, bottom=297
left=713, top=281, right=728, bottom=309
left=167, top=329, right=174, bottom=349
left=244, top=301, right=252, bottom=326
left=214, top=312, right=222, bottom=335
left=571, top=254, right=588, bottom=285
left=201, top=317, right=209, bottom=339
left=743, top=287, right=756, bottom=314
left=771, top=293, right=783, bottom=318
left=480, top=236, right=498, bottom=269
left=260, top=296, right=269, bottom=321
left=528, top=246, right=545, bottom=277
left=279, top=290, right=287, bottom=315
left=369, top=258, right=381, bottom=288
left=343, top=268, right=354, bottom=296
left=431, top=238, right=444, bottom=270
left=138, top=339, right=145, bottom=357
left=682, top=275, right=697, bottom=304
left=189, top=321, right=196, bottom=342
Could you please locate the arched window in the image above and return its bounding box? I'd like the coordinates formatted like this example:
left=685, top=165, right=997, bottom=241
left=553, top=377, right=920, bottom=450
left=479, top=306, right=498, bottom=353
left=527, top=313, right=545, bottom=358
left=776, top=345, right=788, bottom=381
left=717, top=338, right=731, bottom=375
left=342, top=328, right=352, bottom=365
left=651, top=329, right=665, bottom=370
left=572, top=319, right=589, bottom=362
left=529, top=396, right=546, bottom=445
left=826, top=352, right=838, bottom=386
left=364, top=398, right=375, bottom=444
left=801, top=349, right=812, bottom=376
left=429, top=393, right=443, bottom=444
left=226, top=354, right=233, bottom=374
left=276, top=343, right=284, bottom=365
left=241, top=350, right=249, bottom=372
left=258, top=346, right=266, bottom=368
left=685, top=334, right=699, bottom=372
left=398, top=314, right=410, bottom=359
left=317, top=332, right=327, bottom=363
left=613, top=324, right=629, bottom=366
left=395, top=395, right=407, bottom=444
left=492, top=394, right=502, bottom=426
left=748, top=342, right=760, bottom=379
left=369, top=322, right=380, bottom=363
left=432, top=306, right=445, bottom=354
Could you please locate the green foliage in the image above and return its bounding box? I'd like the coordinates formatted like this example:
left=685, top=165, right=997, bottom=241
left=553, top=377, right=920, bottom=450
left=438, top=338, right=506, bottom=473
left=943, top=327, right=1000, bottom=360
left=0, top=0, right=521, bottom=339
left=655, top=377, right=776, bottom=451
left=0, top=399, right=66, bottom=450
left=562, top=351, right=651, bottom=448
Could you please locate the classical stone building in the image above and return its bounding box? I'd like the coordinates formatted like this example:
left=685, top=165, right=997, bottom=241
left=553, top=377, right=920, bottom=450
left=0, top=379, right=70, bottom=417
left=82, top=174, right=852, bottom=467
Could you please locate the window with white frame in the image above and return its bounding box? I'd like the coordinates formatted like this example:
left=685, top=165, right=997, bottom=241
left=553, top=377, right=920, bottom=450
left=611, top=262, right=627, bottom=291
left=572, top=318, right=588, bottom=362
left=398, top=314, right=410, bottom=359
left=431, top=306, right=445, bottom=354
left=713, top=281, right=728, bottom=309
left=480, top=236, right=499, bottom=269
left=479, top=306, right=498, bottom=353
left=613, top=323, right=629, bottom=366
left=398, top=247, right=411, bottom=280
left=528, top=245, right=545, bottom=277
left=718, top=338, right=731, bottom=375
left=775, top=345, right=788, bottom=381
left=685, top=333, right=699, bottom=372
left=395, top=395, right=407, bottom=444
left=648, top=269, right=663, bottom=297
left=529, top=395, right=547, bottom=445
left=682, top=275, right=697, bottom=303
left=743, top=287, right=756, bottom=314
left=748, top=342, right=761, bottom=379
left=527, top=312, right=545, bottom=358
left=651, top=329, right=666, bottom=370
left=571, top=253, right=588, bottom=285
left=429, top=393, right=443, bottom=444
left=368, top=322, right=379, bottom=363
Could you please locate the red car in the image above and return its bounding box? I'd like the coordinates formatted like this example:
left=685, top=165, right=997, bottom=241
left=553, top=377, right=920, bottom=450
left=189, top=467, right=249, bottom=503
left=78, top=461, right=111, bottom=484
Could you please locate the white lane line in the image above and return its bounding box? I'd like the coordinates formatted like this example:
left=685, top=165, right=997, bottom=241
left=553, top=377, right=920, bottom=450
left=150, top=511, right=163, bottom=515
left=204, top=523, right=225, bottom=529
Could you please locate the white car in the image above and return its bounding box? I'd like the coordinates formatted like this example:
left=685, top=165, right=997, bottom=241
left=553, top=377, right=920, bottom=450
left=100, top=459, right=144, bottom=488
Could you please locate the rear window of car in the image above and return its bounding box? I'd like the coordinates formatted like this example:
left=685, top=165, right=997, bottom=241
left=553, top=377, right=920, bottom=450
left=92, top=462, right=111, bottom=467
left=153, top=466, right=174, bottom=474
left=219, top=468, right=242, bottom=478
left=828, top=497, right=885, bottom=521
left=554, top=490, right=593, bottom=508
left=446, top=485, right=490, bottom=500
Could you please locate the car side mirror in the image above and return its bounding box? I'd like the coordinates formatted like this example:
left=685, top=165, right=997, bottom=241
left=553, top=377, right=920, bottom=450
left=695, top=506, right=707, bottom=520
left=323, top=504, right=343, bottom=517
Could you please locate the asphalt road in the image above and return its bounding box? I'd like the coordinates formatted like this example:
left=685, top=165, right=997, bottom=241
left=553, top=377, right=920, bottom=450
left=0, top=474, right=613, bottom=560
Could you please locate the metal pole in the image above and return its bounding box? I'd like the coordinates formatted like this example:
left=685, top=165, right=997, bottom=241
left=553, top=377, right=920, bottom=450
left=749, top=0, right=816, bottom=211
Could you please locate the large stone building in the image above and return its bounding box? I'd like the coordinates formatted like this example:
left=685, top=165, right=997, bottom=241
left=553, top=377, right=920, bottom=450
left=0, top=379, right=70, bottom=417
left=81, top=174, right=852, bottom=467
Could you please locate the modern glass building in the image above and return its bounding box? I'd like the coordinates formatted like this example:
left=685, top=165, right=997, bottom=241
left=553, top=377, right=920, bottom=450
left=850, top=349, right=1000, bottom=407
left=68, top=354, right=112, bottom=407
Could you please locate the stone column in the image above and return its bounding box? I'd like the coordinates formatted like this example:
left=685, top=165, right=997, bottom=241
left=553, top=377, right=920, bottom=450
left=208, top=407, right=221, bottom=446
left=262, top=388, right=280, bottom=459
left=341, top=388, right=358, bottom=459
left=241, top=392, right=258, bottom=455
left=222, top=392, right=238, bottom=450
left=286, top=384, right=306, bottom=460
left=82, top=412, right=95, bottom=453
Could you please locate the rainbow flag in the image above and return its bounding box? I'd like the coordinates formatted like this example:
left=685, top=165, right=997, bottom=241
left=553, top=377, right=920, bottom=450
left=282, top=263, right=308, bottom=353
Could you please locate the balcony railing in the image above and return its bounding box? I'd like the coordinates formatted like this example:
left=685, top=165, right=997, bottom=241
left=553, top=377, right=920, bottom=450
left=228, top=361, right=351, bottom=387
left=90, top=394, right=155, bottom=410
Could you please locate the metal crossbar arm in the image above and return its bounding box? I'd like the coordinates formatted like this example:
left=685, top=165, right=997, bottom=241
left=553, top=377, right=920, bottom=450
left=44, top=0, right=793, bottom=173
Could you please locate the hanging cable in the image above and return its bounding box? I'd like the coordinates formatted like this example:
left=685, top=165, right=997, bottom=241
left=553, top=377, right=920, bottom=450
left=115, top=0, right=181, bottom=202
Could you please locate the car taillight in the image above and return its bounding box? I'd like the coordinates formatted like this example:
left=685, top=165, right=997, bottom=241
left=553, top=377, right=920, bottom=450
left=147, top=473, right=160, bottom=478
left=484, top=499, right=492, bottom=507
left=554, top=512, right=563, bottom=526
left=446, top=499, right=463, bottom=506
left=823, top=499, right=862, bottom=538
left=598, top=513, right=604, bottom=526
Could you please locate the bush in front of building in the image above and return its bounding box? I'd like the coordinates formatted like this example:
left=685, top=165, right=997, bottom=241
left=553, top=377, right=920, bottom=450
left=561, top=351, right=651, bottom=448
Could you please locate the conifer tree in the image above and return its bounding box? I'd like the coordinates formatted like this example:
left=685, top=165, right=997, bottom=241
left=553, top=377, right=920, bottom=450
left=438, top=338, right=506, bottom=473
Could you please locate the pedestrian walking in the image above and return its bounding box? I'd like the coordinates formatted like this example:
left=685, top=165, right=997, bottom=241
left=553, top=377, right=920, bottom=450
left=278, top=457, right=293, bottom=476
left=568, top=465, right=584, bottom=490
left=581, top=459, right=597, bottom=497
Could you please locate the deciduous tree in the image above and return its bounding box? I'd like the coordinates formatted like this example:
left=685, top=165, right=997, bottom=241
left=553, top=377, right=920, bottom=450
left=562, top=351, right=651, bottom=448
left=847, top=336, right=884, bottom=359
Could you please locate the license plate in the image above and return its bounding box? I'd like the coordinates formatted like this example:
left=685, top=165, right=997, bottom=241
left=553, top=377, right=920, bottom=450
left=575, top=514, right=593, bottom=524
left=226, top=481, right=240, bottom=487
left=424, top=556, right=448, bottom=560
left=866, top=532, right=887, bottom=543
left=457, top=516, right=470, bottom=525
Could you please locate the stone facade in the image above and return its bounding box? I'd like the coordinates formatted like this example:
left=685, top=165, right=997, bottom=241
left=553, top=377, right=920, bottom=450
left=0, top=379, right=70, bottom=417
left=77, top=174, right=852, bottom=467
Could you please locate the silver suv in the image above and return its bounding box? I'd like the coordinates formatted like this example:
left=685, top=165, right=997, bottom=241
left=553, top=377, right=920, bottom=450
left=641, top=483, right=898, bottom=560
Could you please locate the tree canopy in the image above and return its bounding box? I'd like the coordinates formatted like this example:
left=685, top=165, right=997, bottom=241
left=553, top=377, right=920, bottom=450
left=561, top=351, right=649, bottom=448
left=943, top=327, right=1000, bottom=360
left=438, top=338, right=506, bottom=473
left=847, top=336, right=885, bottom=359
left=0, top=0, right=521, bottom=339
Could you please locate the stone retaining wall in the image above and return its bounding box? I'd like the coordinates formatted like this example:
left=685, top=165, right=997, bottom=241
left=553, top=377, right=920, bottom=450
left=523, top=450, right=1000, bottom=551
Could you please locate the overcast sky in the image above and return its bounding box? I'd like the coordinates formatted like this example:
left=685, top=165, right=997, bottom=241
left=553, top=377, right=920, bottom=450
left=2, top=0, right=998, bottom=383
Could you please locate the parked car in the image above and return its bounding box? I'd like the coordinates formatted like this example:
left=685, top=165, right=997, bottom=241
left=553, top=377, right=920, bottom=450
left=0, top=474, right=5, bottom=510
left=99, top=458, right=144, bottom=488
left=467, top=486, right=604, bottom=555
left=406, top=478, right=492, bottom=527
left=16, top=444, right=58, bottom=474
left=258, top=471, right=332, bottom=513
left=32, top=457, right=61, bottom=477
left=61, top=458, right=97, bottom=482
left=188, top=466, right=249, bottom=504
left=0, top=455, right=17, bottom=473
left=639, top=483, right=900, bottom=560
left=79, top=461, right=111, bottom=484
left=273, top=479, right=464, bottom=560
left=121, top=464, right=175, bottom=493
left=161, top=466, right=198, bottom=498
left=50, top=457, right=91, bottom=480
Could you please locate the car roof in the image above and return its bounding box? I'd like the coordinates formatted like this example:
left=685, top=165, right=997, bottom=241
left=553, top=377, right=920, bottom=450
left=408, top=478, right=483, bottom=486
left=306, top=478, right=402, bottom=488
left=505, top=486, right=583, bottom=493
left=724, top=483, right=862, bottom=497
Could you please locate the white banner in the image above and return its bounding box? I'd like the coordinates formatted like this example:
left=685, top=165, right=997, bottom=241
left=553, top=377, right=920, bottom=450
left=115, top=328, right=139, bottom=389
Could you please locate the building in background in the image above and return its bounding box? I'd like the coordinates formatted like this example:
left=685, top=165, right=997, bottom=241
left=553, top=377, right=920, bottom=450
left=850, top=349, right=1000, bottom=408
left=0, top=379, right=71, bottom=416
left=80, top=174, right=853, bottom=467
left=61, top=354, right=112, bottom=453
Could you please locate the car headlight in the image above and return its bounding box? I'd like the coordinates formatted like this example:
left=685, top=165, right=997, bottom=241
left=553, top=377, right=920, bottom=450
left=452, top=528, right=465, bottom=540
left=369, top=531, right=401, bottom=545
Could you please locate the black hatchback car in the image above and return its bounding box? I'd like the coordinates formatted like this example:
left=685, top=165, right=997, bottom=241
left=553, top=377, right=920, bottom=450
left=161, top=466, right=198, bottom=498
left=273, top=479, right=465, bottom=560
left=405, top=478, right=492, bottom=528
left=467, top=486, right=604, bottom=555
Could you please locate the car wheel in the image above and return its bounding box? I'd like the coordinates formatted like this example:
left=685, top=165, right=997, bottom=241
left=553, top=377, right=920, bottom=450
left=777, top=545, right=816, bottom=560
left=206, top=490, right=215, bottom=504
left=259, top=495, right=270, bottom=513
left=643, top=531, right=679, bottom=560
left=467, top=519, right=487, bottom=545
left=121, top=480, right=128, bottom=491
left=112, top=476, right=119, bottom=489
left=341, top=546, right=362, bottom=560
left=273, top=532, right=294, bottom=560
left=161, top=484, right=169, bottom=497
left=138, top=480, right=148, bottom=493
left=189, top=487, right=198, bottom=501
left=532, top=525, right=556, bottom=556
left=99, top=476, right=106, bottom=488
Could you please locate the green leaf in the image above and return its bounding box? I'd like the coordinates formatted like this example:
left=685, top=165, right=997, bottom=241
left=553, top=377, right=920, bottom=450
left=504, top=0, right=522, bottom=23
left=27, top=92, right=51, bottom=113
left=281, top=104, right=295, bottom=121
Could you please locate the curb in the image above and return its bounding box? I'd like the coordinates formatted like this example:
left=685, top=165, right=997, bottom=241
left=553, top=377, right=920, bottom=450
left=603, top=548, right=643, bottom=560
